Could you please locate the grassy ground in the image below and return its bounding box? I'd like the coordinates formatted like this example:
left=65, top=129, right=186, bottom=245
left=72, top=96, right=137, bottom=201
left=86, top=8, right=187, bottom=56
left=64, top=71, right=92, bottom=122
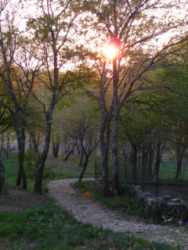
left=46, top=157, right=188, bottom=182
left=1, top=155, right=182, bottom=250
left=0, top=201, right=179, bottom=250
left=46, top=155, right=95, bottom=179
left=160, top=161, right=188, bottom=181
left=4, top=155, right=18, bottom=186
left=4, top=154, right=188, bottom=188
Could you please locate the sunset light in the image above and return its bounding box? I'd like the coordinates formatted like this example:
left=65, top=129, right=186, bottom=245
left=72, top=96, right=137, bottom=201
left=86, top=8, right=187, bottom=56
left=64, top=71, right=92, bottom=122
left=102, top=43, right=119, bottom=61
left=102, top=37, right=121, bottom=61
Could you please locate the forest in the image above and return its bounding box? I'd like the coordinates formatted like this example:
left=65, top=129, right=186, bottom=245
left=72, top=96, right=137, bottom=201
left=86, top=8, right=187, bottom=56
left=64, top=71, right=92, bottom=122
left=0, top=0, right=188, bottom=249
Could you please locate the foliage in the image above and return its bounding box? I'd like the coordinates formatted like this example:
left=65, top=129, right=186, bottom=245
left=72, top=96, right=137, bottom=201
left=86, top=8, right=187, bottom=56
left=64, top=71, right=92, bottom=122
left=0, top=202, right=178, bottom=250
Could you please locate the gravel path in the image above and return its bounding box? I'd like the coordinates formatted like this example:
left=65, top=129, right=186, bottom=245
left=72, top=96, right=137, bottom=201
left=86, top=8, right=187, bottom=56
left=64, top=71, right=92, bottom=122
left=48, top=179, right=188, bottom=249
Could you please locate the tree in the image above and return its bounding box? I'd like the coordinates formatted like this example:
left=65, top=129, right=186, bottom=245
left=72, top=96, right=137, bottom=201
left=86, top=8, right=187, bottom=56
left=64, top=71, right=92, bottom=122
left=0, top=1, right=41, bottom=189
left=0, top=105, right=11, bottom=193
left=61, top=96, right=99, bottom=181
left=118, top=39, right=188, bottom=184
left=157, top=42, right=188, bottom=179
left=82, top=0, right=187, bottom=194
left=27, top=0, right=80, bottom=193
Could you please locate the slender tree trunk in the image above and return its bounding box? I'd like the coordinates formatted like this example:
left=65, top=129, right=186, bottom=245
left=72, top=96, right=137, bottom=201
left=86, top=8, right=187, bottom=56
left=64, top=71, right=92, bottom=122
left=0, top=157, right=5, bottom=194
left=34, top=152, right=49, bottom=194
left=131, top=144, right=137, bottom=183
left=34, top=113, right=52, bottom=194
left=154, top=141, right=162, bottom=183
left=99, top=63, right=111, bottom=196
left=111, top=59, right=121, bottom=194
left=64, top=150, right=73, bottom=161
left=34, top=156, right=46, bottom=194
left=148, top=146, right=154, bottom=179
left=52, top=142, right=60, bottom=158
left=111, top=111, right=120, bottom=193
left=34, top=42, right=60, bottom=193
left=141, top=146, right=148, bottom=185
left=64, top=148, right=74, bottom=161
left=176, top=157, right=183, bottom=180
left=100, top=134, right=110, bottom=195
left=79, top=149, right=84, bottom=166
left=16, top=126, right=27, bottom=190
left=94, top=158, right=99, bottom=179
left=0, top=133, right=5, bottom=156
left=100, top=114, right=111, bottom=196
left=175, top=145, right=185, bottom=180
left=6, top=134, right=10, bottom=158
left=79, top=154, right=89, bottom=183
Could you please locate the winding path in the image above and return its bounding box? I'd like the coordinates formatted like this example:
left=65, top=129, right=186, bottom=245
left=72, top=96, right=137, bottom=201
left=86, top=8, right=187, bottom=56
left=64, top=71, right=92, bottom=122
left=48, top=179, right=188, bottom=250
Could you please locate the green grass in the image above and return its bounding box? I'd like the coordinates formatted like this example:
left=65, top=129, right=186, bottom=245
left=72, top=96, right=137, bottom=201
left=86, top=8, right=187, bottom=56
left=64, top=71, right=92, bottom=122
left=46, top=156, right=188, bottom=183
left=4, top=154, right=36, bottom=191
left=160, top=161, right=188, bottom=181
left=0, top=201, right=179, bottom=250
left=4, top=155, right=18, bottom=186
left=4, top=153, right=188, bottom=189
left=3, top=154, right=95, bottom=192
left=45, top=155, right=95, bottom=179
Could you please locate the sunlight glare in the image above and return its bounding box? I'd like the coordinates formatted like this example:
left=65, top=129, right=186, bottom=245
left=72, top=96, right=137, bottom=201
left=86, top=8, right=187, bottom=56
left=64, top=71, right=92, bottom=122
left=102, top=43, right=120, bottom=61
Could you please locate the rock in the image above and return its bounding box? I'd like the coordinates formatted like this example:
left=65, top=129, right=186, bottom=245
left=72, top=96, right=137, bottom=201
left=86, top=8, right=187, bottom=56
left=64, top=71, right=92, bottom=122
left=128, top=184, right=188, bottom=224
left=161, top=195, right=173, bottom=202
left=129, top=185, right=142, bottom=196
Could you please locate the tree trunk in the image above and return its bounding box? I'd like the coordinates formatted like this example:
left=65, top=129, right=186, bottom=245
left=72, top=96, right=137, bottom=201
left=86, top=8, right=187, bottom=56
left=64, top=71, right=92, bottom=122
left=34, top=44, right=59, bottom=193
left=111, top=59, right=121, bottom=194
left=34, top=113, right=52, bottom=194
left=100, top=114, right=111, bottom=196
left=6, top=134, right=10, bottom=158
left=141, top=146, right=148, bottom=185
left=131, top=144, right=137, bottom=183
left=78, top=146, right=85, bottom=166
left=175, top=145, right=185, bottom=180
left=34, top=157, right=45, bottom=194
left=147, top=146, right=154, bottom=179
left=98, top=63, right=111, bottom=196
left=16, top=126, right=27, bottom=190
left=64, top=148, right=74, bottom=161
left=34, top=156, right=48, bottom=194
left=100, top=135, right=110, bottom=195
left=79, top=154, right=89, bottom=183
left=0, top=158, right=5, bottom=194
left=52, top=142, right=60, bottom=158
left=154, top=141, right=162, bottom=183
left=176, top=157, right=183, bottom=180
left=0, top=133, right=5, bottom=156
left=111, top=112, right=120, bottom=193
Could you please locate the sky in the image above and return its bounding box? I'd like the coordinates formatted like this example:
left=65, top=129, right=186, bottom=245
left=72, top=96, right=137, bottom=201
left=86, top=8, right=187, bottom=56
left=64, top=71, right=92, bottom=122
left=2, top=0, right=188, bottom=67
left=5, top=0, right=188, bottom=32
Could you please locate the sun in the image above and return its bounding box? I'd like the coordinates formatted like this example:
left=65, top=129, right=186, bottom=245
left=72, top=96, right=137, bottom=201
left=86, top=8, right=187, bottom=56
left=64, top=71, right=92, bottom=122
left=102, top=43, right=120, bottom=61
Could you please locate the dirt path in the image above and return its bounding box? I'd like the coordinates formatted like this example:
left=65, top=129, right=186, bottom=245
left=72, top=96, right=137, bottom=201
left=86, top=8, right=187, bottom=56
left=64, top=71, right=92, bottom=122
left=48, top=179, right=188, bottom=250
